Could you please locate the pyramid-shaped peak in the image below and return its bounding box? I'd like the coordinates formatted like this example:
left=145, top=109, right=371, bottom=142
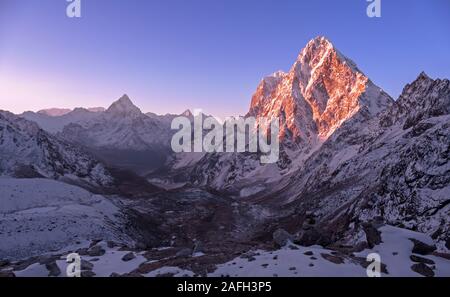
left=250, top=36, right=392, bottom=141
left=117, top=94, right=133, bottom=104
left=401, top=71, right=436, bottom=97
left=107, top=94, right=142, bottom=115
left=416, top=71, right=432, bottom=81
left=404, top=72, right=434, bottom=91
left=295, top=36, right=361, bottom=75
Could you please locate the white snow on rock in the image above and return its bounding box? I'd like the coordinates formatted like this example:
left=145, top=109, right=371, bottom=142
left=354, top=226, right=450, bottom=277
left=210, top=226, right=450, bottom=277
left=21, top=108, right=103, bottom=133
left=0, top=111, right=113, bottom=187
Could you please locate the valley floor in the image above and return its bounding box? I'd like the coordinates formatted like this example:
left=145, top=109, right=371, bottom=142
left=1, top=225, right=450, bottom=277
left=1, top=178, right=449, bottom=277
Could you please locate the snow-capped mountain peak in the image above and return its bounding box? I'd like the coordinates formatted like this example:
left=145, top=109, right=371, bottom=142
left=402, top=71, right=435, bottom=97
left=296, top=36, right=360, bottom=74
left=381, top=72, right=450, bottom=128
left=248, top=36, right=393, bottom=145
left=106, top=94, right=142, bottom=117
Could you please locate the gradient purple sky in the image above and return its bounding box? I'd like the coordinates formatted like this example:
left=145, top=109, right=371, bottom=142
left=0, top=0, right=449, bottom=118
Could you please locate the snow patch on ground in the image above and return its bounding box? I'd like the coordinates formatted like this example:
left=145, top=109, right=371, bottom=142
left=144, top=266, right=195, bottom=277
left=0, top=178, right=123, bottom=260
left=210, top=226, right=450, bottom=277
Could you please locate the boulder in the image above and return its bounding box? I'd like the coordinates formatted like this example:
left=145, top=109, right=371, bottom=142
left=107, top=241, right=117, bottom=249
left=89, top=239, right=103, bottom=248
left=45, top=262, right=61, bottom=277
left=88, top=246, right=106, bottom=257
left=362, top=223, right=382, bottom=248
left=273, top=229, right=293, bottom=247
left=122, top=252, right=136, bottom=262
left=81, top=270, right=96, bottom=277
left=295, top=228, right=331, bottom=247
left=175, top=248, right=192, bottom=258
left=411, top=263, right=434, bottom=277
left=410, top=255, right=435, bottom=265
left=410, top=239, right=436, bottom=255
left=75, top=248, right=89, bottom=256
left=81, top=260, right=94, bottom=271
left=320, top=253, right=344, bottom=264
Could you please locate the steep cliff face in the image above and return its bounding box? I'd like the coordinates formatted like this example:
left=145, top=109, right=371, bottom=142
left=248, top=36, right=392, bottom=145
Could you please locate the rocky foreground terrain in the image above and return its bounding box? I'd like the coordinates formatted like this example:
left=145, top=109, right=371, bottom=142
left=1, top=225, right=450, bottom=277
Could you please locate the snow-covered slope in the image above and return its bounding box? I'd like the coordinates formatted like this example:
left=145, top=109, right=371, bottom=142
left=21, top=107, right=105, bottom=133
left=0, top=178, right=126, bottom=260
left=0, top=111, right=113, bottom=187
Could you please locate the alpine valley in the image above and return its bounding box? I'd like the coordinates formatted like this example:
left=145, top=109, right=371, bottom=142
left=1, top=37, right=449, bottom=277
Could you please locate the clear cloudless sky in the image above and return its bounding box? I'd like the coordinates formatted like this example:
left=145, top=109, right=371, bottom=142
left=0, top=0, right=449, bottom=118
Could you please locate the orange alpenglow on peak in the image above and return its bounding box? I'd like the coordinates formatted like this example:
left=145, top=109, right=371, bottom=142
left=248, top=37, right=393, bottom=146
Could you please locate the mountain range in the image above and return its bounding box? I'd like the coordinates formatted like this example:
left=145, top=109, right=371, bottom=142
left=1, top=36, right=449, bottom=277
